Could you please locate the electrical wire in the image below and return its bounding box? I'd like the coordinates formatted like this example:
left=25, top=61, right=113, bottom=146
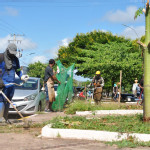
left=0, top=19, right=24, bottom=35
left=0, top=0, right=143, bottom=8
left=0, top=26, right=11, bottom=34
left=0, top=23, right=18, bottom=34
left=0, top=0, right=143, bottom=2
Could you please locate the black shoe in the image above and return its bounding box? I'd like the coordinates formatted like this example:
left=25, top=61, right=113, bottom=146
left=5, top=119, right=12, bottom=124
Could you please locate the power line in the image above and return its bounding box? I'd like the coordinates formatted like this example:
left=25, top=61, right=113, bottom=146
left=0, top=26, right=11, bottom=34
left=0, top=0, right=143, bottom=7
left=122, top=24, right=140, bottom=40
left=0, top=23, right=18, bottom=34
left=0, top=19, right=24, bottom=35
left=0, top=0, right=143, bottom=2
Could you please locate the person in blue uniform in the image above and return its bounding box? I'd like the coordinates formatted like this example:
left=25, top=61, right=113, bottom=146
left=0, top=43, right=28, bottom=124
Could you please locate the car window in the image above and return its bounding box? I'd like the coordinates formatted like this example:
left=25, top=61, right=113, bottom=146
left=14, top=79, right=38, bottom=90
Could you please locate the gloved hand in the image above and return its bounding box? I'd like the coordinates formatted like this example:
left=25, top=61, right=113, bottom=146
left=21, top=75, right=29, bottom=82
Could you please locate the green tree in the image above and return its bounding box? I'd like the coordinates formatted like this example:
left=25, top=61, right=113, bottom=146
left=28, top=61, right=47, bottom=83
left=58, top=31, right=143, bottom=92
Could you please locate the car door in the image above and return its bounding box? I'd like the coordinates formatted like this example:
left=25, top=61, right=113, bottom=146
left=37, top=79, right=46, bottom=111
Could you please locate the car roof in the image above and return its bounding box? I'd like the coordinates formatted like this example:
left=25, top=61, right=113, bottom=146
left=15, top=76, right=40, bottom=80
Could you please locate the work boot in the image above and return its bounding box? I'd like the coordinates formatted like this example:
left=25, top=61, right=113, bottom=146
left=5, top=119, right=12, bottom=124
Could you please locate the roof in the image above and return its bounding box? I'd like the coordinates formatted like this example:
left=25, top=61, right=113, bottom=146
left=15, top=76, right=40, bottom=80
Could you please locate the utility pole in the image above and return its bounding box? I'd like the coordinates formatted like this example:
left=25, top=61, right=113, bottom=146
left=8, top=34, right=24, bottom=58
left=8, top=34, right=24, bottom=44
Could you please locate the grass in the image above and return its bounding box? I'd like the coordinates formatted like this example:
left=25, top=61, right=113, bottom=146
left=65, top=100, right=142, bottom=114
left=50, top=114, right=150, bottom=134
left=106, top=138, right=150, bottom=148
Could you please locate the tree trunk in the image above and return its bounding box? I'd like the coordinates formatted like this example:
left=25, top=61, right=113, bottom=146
left=143, top=2, right=150, bottom=122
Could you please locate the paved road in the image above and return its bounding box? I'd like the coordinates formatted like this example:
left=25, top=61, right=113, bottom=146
left=0, top=133, right=149, bottom=150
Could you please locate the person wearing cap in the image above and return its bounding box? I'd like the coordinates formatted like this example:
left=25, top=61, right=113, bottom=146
left=113, top=83, right=118, bottom=101
left=132, top=78, right=139, bottom=97
left=0, top=43, right=29, bottom=124
left=91, top=71, right=104, bottom=105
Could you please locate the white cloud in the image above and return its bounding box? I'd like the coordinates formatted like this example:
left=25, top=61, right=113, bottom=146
left=0, top=35, right=10, bottom=52
left=0, top=35, right=37, bottom=52
left=0, top=7, right=18, bottom=16
left=17, top=37, right=37, bottom=50
left=73, top=69, right=91, bottom=81
left=5, top=7, right=18, bottom=16
left=46, top=37, right=72, bottom=58
left=59, top=38, right=71, bottom=47
left=103, top=6, right=143, bottom=23
left=121, top=26, right=145, bottom=39
left=31, top=56, right=48, bottom=64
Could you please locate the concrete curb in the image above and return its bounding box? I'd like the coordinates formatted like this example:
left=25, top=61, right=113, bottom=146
left=41, top=125, right=150, bottom=142
left=76, top=110, right=143, bottom=116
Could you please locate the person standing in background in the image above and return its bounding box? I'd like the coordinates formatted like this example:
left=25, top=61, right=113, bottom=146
left=44, top=59, right=61, bottom=112
left=132, top=78, right=139, bottom=97
left=91, top=71, right=104, bottom=105
left=113, top=84, right=118, bottom=101
left=139, top=76, right=144, bottom=104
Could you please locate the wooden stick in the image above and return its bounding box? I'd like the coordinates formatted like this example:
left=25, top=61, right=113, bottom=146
left=2, top=91, right=24, bottom=119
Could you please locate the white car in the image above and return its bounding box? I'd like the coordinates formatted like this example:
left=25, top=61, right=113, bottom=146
left=9, top=77, right=46, bottom=115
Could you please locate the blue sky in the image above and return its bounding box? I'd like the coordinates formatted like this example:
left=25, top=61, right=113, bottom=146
left=0, top=0, right=146, bottom=81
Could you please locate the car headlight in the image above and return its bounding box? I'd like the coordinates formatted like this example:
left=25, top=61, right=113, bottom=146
left=24, top=94, right=37, bottom=101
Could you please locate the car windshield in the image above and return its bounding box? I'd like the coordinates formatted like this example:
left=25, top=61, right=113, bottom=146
left=14, top=78, right=38, bottom=90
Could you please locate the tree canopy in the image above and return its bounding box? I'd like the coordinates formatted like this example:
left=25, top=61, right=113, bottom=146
left=58, top=30, right=143, bottom=91
left=28, top=61, right=47, bottom=83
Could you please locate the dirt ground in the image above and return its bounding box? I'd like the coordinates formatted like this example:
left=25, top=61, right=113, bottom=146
left=0, top=112, right=150, bottom=150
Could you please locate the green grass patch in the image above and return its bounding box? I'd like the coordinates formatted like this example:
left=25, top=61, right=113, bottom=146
left=50, top=114, right=150, bottom=134
left=65, top=100, right=142, bottom=114
left=106, top=138, right=150, bottom=148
